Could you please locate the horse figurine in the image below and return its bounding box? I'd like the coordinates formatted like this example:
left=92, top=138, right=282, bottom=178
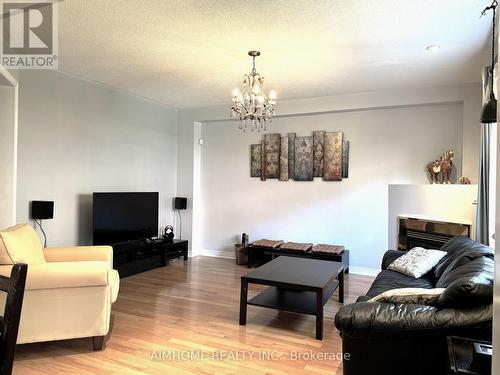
left=426, top=149, right=454, bottom=184
left=426, top=160, right=441, bottom=184
left=439, top=149, right=454, bottom=184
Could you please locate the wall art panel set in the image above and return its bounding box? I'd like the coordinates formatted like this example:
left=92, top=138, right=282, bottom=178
left=250, top=131, right=350, bottom=182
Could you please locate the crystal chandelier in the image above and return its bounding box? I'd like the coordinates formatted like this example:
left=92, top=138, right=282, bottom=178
left=231, top=51, right=277, bottom=132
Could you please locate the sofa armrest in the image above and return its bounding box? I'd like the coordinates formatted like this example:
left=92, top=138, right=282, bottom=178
left=381, top=250, right=406, bottom=269
left=335, top=301, right=492, bottom=339
left=44, top=246, right=113, bottom=267
left=0, top=261, right=110, bottom=290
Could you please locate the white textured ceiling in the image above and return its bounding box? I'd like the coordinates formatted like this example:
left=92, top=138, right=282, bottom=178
left=59, top=0, right=493, bottom=108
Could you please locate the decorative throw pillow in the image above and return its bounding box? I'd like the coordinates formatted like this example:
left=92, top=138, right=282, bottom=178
left=0, top=224, right=46, bottom=264
left=388, top=247, right=446, bottom=278
left=369, top=287, right=445, bottom=306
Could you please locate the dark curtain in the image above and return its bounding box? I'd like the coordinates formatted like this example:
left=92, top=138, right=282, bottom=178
left=476, top=66, right=494, bottom=245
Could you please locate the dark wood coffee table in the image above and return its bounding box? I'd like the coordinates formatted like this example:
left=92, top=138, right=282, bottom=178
left=239, top=256, right=344, bottom=340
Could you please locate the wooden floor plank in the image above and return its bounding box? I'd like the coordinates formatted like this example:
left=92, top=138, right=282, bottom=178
left=13, top=256, right=373, bottom=374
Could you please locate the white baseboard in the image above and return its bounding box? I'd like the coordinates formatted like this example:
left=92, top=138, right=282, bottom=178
left=349, top=266, right=379, bottom=277
left=196, top=248, right=235, bottom=259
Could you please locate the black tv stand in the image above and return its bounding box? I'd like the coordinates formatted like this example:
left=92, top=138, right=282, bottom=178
left=111, top=238, right=188, bottom=277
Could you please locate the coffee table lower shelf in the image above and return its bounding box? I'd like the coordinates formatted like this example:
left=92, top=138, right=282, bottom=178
left=247, top=284, right=339, bottom=316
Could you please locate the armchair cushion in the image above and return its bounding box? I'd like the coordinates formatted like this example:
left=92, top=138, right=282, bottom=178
left=44, top=246, right=113, bottom=267
left=0, top=224, right=45, bottom=265
left=0, top=261, right=110, bottom=290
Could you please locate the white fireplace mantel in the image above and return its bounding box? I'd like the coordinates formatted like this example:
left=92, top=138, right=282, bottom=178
left=399, top=213, right=472, bottom=226
left=388, top=184, right=478, bottom=249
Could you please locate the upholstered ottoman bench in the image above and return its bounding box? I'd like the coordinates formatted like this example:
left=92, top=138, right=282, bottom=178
left=247, top=239, right=349, bottom=272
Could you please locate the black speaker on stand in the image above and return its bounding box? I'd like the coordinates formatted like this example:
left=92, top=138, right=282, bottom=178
left=173, top=197, right=187, bottom=239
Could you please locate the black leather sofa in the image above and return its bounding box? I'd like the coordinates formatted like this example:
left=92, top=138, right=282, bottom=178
left=334, top=236, right=494, bottom=375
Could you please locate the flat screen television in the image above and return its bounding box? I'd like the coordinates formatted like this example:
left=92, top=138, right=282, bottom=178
left=92, top=192, right=159, bottom=245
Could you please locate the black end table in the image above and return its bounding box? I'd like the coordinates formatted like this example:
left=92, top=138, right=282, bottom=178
left=447, top=336, right=492, bottom=374
left=239, top=256, right=344, bottom=340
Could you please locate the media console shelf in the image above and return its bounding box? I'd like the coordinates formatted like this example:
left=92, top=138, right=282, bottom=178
left=112, top=239, right=188, bottom=277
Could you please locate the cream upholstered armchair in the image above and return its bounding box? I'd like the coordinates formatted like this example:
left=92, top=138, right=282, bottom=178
left=0, top=224, right=119, bottom=350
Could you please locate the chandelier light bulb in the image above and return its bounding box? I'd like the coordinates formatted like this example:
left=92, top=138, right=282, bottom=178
left=232, top=88, right=243, bottom=103
left=269, top=90, right=277, bottom=104
left=252, top=82, right=261, bottom=95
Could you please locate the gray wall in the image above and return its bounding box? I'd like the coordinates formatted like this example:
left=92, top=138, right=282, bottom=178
left=16, top=70, right=178, bottom=246
left=0, top=85, right=16, bottom=229
left=178, top=83, right=481, bottom=261
left=200, top=103, right=463, bottom=270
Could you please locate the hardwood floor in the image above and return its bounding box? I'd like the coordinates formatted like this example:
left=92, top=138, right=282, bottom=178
left=13, top=256, right=374, bottom=375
